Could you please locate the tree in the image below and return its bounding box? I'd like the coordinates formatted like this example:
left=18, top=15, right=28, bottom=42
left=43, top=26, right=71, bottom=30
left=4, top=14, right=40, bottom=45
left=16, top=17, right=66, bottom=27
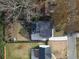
left=0, top=12, right=5, bottom=59
left=0, top=0, right=42, bottom=22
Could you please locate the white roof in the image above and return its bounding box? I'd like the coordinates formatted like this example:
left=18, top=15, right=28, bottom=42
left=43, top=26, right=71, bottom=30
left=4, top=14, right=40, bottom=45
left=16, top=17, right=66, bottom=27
left=31, top=33, right=47, bottom=41
left=76, top=33, right=79, bottom=38
left=13, top=37, right=17, bottom=41
left=31, top=29, right=55, bottom=41
left=39, top=45, right=50, bottom=48
left=49, top=36, right=68, bottom=41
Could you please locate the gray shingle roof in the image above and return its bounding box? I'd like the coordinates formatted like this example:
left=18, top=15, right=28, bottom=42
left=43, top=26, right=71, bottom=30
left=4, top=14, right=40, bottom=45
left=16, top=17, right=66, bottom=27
left=31, top=21, right=52, bottom=41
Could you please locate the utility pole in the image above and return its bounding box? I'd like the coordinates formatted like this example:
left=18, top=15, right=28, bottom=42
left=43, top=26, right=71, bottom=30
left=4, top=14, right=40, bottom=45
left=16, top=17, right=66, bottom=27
left=67, top=0, right=77, bottom=59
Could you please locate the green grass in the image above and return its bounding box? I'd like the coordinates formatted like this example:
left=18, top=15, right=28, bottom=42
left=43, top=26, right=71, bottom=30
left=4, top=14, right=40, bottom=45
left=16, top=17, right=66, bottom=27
left=30, top=42, right=45, bottom=48
left=54, top=30, right=64, bottom=36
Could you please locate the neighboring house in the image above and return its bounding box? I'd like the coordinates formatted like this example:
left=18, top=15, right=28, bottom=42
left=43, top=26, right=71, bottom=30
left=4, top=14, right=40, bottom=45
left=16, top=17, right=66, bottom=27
left=31, top=49, right=39, bottom=59
left=31, top=45, right=51, bottom=59
left=39, top=45, right=51, bottom=59
left=31, top=20, right=53, bottom=41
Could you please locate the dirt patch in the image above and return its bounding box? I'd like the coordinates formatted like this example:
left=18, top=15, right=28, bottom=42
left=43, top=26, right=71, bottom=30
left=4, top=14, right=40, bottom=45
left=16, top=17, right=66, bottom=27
left=5, top=20, right=29, bottom=42
left=15, top=22, right=29, bottom=41
left=48, top=40, right=67, bottom=59
left=6, top=43, right=31, bottom=59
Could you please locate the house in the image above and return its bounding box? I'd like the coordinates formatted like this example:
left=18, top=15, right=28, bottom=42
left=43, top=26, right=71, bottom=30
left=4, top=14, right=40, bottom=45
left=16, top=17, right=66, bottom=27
left=31, top=49, right=39, bottom=59
left=39, top=45, right=51, bottom=59
left=31, top=16, right=53, bottom=41
left=31, top=45, right=52, bottom=59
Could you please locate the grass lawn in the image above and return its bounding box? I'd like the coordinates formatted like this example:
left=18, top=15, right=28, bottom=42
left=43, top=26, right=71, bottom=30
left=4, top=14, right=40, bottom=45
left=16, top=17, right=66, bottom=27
left=6, top=43, right=31, bottom=59
left=54, top=30, right=64, bottom=36
left=6, top=42, right=45, bottom=59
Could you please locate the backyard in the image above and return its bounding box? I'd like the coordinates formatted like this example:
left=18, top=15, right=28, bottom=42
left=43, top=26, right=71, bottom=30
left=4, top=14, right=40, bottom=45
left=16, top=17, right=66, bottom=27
left=6, top=42, right=45, bottom=59
left=5, top=19, right=31, bottom=42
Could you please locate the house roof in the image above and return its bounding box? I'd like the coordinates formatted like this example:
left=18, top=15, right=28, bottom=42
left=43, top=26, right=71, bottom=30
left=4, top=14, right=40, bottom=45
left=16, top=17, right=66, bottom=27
left=39, top=45, right=51, bottom=59
left=38, top=21, right=52, bottom=37
left=31, top=49, right=39, bottom=59
left=31, top=45, right=51, bottom=59
left=39, top=45, right=50, bottom=48
left=31, top=21, right=52, bottom=41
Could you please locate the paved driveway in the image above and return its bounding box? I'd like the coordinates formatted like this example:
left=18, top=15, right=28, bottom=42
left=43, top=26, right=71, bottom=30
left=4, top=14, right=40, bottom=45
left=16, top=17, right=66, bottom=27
left=67, top=34, right=77, bottom=59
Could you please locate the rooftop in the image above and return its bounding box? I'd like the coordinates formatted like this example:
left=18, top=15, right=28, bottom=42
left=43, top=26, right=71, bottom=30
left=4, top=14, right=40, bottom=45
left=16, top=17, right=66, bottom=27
left=39, top=45, right=50, bottom=48
left=31, top=20, right=53, bottom=41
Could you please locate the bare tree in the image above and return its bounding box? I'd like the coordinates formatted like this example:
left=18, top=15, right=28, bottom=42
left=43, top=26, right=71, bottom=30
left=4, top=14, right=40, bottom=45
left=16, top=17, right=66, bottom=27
left=0, top=0, right=40, bottom=22
left=67, top=0, right=76, bottom=33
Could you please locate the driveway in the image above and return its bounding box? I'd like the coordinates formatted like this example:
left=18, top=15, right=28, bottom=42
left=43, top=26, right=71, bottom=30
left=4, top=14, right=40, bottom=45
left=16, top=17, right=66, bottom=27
left=67, top=34, right=77, bottom=59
